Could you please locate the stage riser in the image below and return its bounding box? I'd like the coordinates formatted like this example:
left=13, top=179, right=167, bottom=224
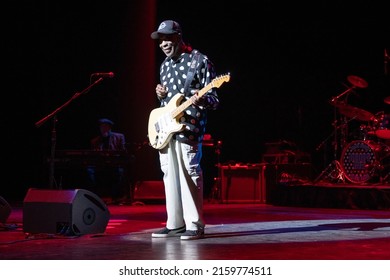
left=272, top=185, right=390, bottom=210
left=218, top=163, right=390, bottom=209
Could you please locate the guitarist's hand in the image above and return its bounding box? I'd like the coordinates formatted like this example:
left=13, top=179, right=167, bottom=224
left=156, top=84, right=167, bottom=100
left=191, top=91, right=205, bottom=107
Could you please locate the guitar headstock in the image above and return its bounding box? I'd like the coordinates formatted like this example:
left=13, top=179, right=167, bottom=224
left=212, top=73, right=231, bottom=88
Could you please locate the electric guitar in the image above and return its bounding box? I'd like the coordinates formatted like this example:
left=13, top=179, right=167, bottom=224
left=148, top=73, right=231, bottom=150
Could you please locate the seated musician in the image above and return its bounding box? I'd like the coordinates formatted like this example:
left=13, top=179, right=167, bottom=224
left=86, top=118, right=127, bottom=204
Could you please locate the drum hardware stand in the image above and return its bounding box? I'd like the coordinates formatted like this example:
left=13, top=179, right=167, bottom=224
left=329, top=88, right=356, bottom=159
left=35, top=76, right=106, bottom=189
left=379, top=144, right=390, bottom=184
left=380, top=171, right=390, bottom=184
left=313, top=160, right=346, bottom=184
left=378, top=163, right=390, bottom=184
left=315, top=117, right=355, bottom=163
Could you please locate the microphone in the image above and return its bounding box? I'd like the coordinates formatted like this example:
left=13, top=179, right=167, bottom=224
left=91, top=72, right=115, bottom=78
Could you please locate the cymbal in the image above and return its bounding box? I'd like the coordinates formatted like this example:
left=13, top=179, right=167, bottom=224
left=347, top=75, right=368, bottom=88
left=336, top=103, right=374, bottom=121
left=384, top=96, right=390, bottom=105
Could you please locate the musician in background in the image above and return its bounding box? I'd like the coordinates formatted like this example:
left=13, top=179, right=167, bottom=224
left=87, top=118, right=127, bottom=204
left=150, top=20, right=219, bottom=240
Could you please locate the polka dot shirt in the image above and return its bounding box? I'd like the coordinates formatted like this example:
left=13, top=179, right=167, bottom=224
left=158, top=49, right=219, bottom=145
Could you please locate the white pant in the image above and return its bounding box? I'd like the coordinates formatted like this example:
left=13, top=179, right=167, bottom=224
left=159, top=139, right=204, bottom=231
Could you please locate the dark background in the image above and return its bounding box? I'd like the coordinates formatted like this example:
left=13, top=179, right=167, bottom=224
left=3, top=0, right=390, bottom=200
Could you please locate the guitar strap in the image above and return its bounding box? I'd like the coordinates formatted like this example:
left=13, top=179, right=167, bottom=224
left=183, top=50, right=202, bottom=96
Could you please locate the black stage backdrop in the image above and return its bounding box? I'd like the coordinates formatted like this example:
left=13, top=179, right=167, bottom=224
left=3, top=0, right=390, bottom=199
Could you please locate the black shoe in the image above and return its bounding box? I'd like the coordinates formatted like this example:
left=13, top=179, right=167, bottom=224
left=180, top=222, right=205, bottom=240
left=180, top=229, right=205, bottom=240
left=151, top=225, right=186, bottom=238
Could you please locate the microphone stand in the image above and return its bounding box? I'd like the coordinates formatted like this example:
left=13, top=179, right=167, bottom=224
left=35, top=77, right=104, bottom=189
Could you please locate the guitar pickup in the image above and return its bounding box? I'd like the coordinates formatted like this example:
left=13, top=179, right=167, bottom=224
left=154, top=122, right=160, bottom=133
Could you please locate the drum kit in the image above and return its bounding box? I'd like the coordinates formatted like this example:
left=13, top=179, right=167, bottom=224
left=324, top=75, right=390, bottom=184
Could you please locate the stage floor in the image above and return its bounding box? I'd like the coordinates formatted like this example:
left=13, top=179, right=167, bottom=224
left=1, top=198, right=390, bottom=260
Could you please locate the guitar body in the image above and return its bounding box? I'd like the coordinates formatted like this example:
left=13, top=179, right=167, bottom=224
left=148, top=94, right=185, bottom=150
left=147, top=73, right=231, bottom=150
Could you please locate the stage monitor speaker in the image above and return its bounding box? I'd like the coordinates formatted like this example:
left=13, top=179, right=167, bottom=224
left=23, top=188, right=110, bottom=235
left=0, top=196, right=12, bottom=224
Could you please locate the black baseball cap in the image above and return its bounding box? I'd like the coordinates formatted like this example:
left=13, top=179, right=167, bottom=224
left=98, top=118, right=114, bottom=126
left=151, top=20, right=182, bottom=39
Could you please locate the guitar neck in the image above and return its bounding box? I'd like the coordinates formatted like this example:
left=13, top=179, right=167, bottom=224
left=172, top=82, right=214, bottom=118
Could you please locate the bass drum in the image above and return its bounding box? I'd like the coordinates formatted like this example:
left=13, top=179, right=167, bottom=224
left=340, top=140, right=389, bottom=184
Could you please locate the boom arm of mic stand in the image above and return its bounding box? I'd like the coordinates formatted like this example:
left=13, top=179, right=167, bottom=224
left=34, top=77, right=104, bottom=189
left=35, top=77, right=104, bottom=128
